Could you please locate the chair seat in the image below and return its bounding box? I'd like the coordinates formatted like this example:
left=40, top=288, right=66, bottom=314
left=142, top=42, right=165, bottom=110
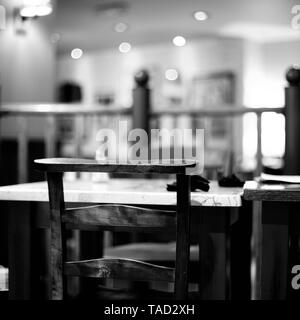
left=104, top=242, right=199, bottom=261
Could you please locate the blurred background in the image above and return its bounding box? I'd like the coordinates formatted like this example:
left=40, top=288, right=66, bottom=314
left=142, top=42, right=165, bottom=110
left=1, top=0, right=299, bottom=184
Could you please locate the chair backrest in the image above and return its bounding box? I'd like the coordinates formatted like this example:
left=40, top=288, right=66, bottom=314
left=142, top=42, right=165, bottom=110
left=35, top=158, right=195, bottom=300
left=34, top=158, right=197, bottom=174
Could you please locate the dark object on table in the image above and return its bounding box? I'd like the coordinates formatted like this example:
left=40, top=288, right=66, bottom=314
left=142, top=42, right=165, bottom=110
left=218, top=150, right=244, bottom=187
left=218, top=174, right=245, bottom=187
left=167, top=175, right=210, bottom=192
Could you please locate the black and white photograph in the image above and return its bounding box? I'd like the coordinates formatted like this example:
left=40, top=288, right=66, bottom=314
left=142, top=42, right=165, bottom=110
left=0, top=0, right=300, bottom=310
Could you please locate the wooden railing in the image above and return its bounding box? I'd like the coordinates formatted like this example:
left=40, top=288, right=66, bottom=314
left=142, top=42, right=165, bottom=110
left=152, top=106, right=284, bottom=117
left=0, top=103, right=284, bottom=183
left=0, top=104, right=131, bottom=116
left=153, top=106, right=285, bottom=176
left=0, top=104, right=130, bottom=183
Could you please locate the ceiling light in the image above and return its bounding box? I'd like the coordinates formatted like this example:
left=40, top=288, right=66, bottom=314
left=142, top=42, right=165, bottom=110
left=193, top=11, right=208, bottom=21
left=20, top=0, right=53, bottom=18
left=172, top=36, right=186, bottom=47
left=165, top=69, right=179, bottom=81
left=119, top=42, right=131, bottom=53
left=20, top=7, right=37, bottom=18
left=35, top=5, right=52, bottom=16
left=71, top=48, right=83, bottom=60
left=114, top=22, right=128, bottom=33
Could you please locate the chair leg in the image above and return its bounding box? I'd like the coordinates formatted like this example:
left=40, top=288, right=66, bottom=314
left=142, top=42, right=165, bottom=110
left=47, top=172, right=65, bottom=300
left=175, top=174, right=191, bottom=299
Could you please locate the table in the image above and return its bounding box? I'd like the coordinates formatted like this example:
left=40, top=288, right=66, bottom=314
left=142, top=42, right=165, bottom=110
left=0, top=179, right=243, bottom=300
left=244, top=181, right=300, bottom=300
left=0, top=179, right=242, bottom=206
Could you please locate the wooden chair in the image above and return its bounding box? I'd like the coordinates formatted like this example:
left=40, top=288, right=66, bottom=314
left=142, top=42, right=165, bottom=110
left=35, top=158, right=196, bottom=300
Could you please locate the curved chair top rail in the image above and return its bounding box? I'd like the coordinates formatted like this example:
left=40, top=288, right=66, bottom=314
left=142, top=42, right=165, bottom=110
left=34, top=158, right=197, bottom=174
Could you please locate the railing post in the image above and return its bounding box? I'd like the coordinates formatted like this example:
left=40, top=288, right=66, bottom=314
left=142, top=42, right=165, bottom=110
left=0, top=118, right=1, bottom=182
left=45, top=115, right=56, bottom=158
left=132, top=69, right=150, bottom=135
left=255, top=112, right=262, bottom=176
left=284, top=66, right=300, bottom=174
left=74, top=115, right=84, bottom=158
left=17, top=116, right=28, bottom=183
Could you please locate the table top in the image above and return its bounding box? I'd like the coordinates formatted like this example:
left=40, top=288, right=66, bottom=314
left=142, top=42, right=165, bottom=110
left=244, top=181, right=300, bottom=202
left=0, top=179, right=243, bottom=207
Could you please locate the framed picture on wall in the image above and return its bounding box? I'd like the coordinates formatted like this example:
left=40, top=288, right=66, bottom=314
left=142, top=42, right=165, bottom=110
left=190, top=72, right=235, bottom=150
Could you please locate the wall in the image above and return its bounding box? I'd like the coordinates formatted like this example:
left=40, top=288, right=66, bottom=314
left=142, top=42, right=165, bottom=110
left=263, top=41, right=300, bottom=102
left=0, top=0, right=56, bottom=137
left=243, top=39, right=300, bottom=164
left=58, top=36, right=300, bottom=167
left=57, top=37, right=244, bottom=107
left=57, top=37, right=245, bottom=160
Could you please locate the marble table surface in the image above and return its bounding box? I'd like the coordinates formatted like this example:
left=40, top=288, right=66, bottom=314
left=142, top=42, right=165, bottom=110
left=244, top=180, right=300, bottom=202
left=0, top=179, right=243, bottom=207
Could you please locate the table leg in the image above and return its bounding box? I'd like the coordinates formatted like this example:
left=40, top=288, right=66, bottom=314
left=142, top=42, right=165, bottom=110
left=198, top=209, right=210, bottom=299
left=8, top=201, right=32, bottom=300
left=225, top=208, right=232, bottom=300
left=198, top=207, right=236, bottom=300
left=287, top=202, right=300, bottom=299
left=230, top=202, right=252, bottom=300
left=30, top=202, right=50, bottom=300
left=251, top=201, right=262, bottom=300
left=252, top=201, right=289, bottom=300
left=8, top=201, right=50, bottom=300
